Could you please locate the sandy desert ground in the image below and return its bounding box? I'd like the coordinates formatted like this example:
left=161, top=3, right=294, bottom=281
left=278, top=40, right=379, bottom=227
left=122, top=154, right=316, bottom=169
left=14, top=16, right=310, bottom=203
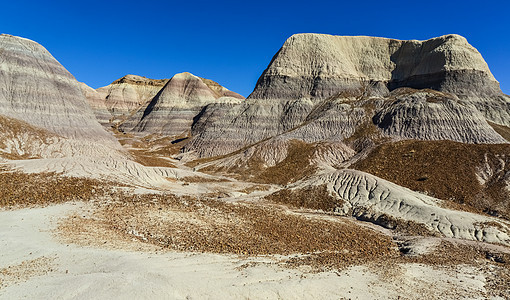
left=1, top=179, right=509, bottom=299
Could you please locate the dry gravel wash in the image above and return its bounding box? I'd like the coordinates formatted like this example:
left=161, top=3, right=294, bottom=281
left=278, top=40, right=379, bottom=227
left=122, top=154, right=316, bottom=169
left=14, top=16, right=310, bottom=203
left=0, top=202, right=508, bottom=299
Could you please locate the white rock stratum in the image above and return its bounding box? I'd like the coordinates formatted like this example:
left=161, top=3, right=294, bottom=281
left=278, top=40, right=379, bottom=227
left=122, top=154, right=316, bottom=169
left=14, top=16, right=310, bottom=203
left=0, top=34, right=117, bottom=146
left=185, top=34, right=510, bottom=158
left=96, top=75, right=169, bottom=124
left=292, top=169, right=510, bottom=245
left=122, top=72, right=245, bottom=136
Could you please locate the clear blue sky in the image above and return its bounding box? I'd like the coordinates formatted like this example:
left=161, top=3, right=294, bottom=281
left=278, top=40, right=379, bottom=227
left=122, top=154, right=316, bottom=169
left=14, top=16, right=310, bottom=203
left=1, top=0, right=509, bottom=96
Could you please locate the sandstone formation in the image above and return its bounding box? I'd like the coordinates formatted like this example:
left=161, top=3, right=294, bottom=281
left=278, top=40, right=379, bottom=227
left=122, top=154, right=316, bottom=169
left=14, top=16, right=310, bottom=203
left=289, top=169, right=510, bottom=245
left=96, top=75, right=169, bottom=124
left=373, top=88, right=507, bottom=143
left=185, top=34, right=510, bottom=158
left=250, top=33, right=501, bottom=100
left=123, top=72, right=244, bottom=136
left=0, top=34, right=117, bottom=146
left=79, top=82, right=111, bottom=126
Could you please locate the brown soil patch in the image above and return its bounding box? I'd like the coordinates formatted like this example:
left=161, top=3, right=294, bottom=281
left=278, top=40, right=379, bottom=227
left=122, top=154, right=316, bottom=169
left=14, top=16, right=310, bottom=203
left=63, top=193, right=396, bottom=268
left=238, top=184, right=273, bottom=194
left=58, top=209, right=158, bottom=252
left=139, top=134, right=190, bottom=156
left=0, top=257, right=55, bottom=289
left=254, top=140, right=317, bottom=185
left=0, top=114, right=59, bottom=160
left=352, top=140, right=510, bottom=219
left=184, top=137, right=274, bottom=169
left=117, top=133, right=191, bottom=168
left=0, top=167, right=107, bottom=208
left=264, top=185, right=341, bottom=212
left=488, top=121, right=510, bottom=142
left=198, top=140, right=322, bottom=185
left=128, top=150, right=176, bottom=168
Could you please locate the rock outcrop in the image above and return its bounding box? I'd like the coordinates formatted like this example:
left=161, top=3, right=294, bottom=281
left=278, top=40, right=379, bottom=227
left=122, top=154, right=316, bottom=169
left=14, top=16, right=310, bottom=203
left=288, top=169, right=510, bottom=245
left=0, top=114, right=61, bottom=159
left=96, top=75, right=169, bottom=124
left=250, top=33, right=501, bottom=100
left=0, top=34, right=118, bottom=146
left=79, top=82, right=112, bottom=126
left=185, top=34, right=509, bottom=158
left=123, top=72, right=244, bottom=136
left=373, top=88, right=507, bottom=143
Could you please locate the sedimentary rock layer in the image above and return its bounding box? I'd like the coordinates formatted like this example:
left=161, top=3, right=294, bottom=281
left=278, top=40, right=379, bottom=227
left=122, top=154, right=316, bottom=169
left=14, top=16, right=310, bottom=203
left=125, top=72, right=244, bottom=136
left=79, top=82, right=112, bottom=126
left=185, top=34, right=509, bottom=158
left=96, top=75, right=169, bottom=123
left=0, top=34, right=117, bottom=145
left=373, top=89, right=507, bottom=143
left=250, top=33, right=501, bottom=100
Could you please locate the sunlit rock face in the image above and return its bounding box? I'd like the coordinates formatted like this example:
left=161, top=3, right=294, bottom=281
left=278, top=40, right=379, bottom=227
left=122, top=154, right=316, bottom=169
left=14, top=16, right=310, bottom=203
left=0, top=34, right=118, bottom=146
left=79, top=82, right=112, bottom=126
left=123, top=72, right=244, bottom=137
left=185, top=34, right=510, bottom=158
left=250, top=33, right=501, bottom=100
left=96, top=74, right=169, bottom=124
left=372, top=89, right=507, bottom=144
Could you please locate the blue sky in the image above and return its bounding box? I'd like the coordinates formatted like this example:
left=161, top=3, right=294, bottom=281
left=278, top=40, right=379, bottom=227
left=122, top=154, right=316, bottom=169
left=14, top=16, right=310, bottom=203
left=2, top=0, right=509, bottom=96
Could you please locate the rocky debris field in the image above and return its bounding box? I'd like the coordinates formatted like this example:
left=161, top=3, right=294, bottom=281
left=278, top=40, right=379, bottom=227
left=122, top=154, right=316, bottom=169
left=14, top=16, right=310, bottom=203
left=0, top=257, right=55, bottom=289
left=56, top=191, right=510, bottom=281
left=60, top=192, right=395, bottom=269
left=352, top=140, right=510, bottom=220
left=0, top=167, right=107, bottom=208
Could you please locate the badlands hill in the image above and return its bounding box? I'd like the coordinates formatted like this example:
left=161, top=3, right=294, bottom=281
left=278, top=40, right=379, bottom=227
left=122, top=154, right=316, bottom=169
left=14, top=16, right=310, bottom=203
left=1, top=33, right=510, bottom=298
left=124, top=72, right=244, bottom=136
left=185, top=34, right=510, bottom=158
left=180, top=34, right=510, bottom=245
left=87, top=72, right=245, bottom=137
left=0, top=34, right=117, bottom=146
left=0, top=34, right=199, bottom=186
left=95, top=75, right=169, bottom=124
